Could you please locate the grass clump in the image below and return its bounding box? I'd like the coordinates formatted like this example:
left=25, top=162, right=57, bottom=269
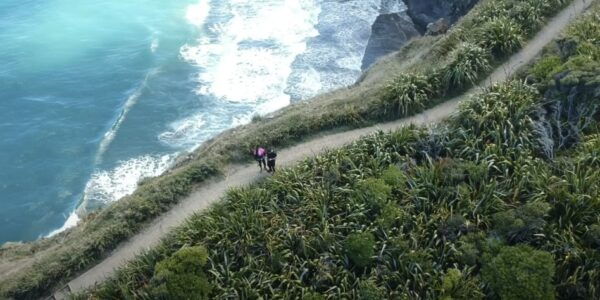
left=531, top=55, right=563, bottom=79
left=442, top=43, right=491, bottom=89
left=477, top=17, right=524, bottom=57
left=383, top=73, right=437, bottom=117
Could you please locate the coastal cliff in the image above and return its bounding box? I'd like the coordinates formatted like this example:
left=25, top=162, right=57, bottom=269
left=403, top=0, right=479, bottom=33
left=361, top=13, right=419, bottom=70
left=362, top=0, right=479, bottom=70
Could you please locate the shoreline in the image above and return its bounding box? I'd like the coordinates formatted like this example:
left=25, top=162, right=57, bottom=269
left=23, top=1, right=423, bottom=245
left=4, top=0, right=474, bottom=245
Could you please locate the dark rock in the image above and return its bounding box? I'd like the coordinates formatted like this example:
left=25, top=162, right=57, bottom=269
left=403, top=0, right=479, bottom=33
left=361, top=12, right=419, bottom=70
left=426, top=18, right=450, bottom=35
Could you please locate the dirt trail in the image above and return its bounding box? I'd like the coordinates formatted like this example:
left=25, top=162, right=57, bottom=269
left=53, top=0, right=592, bottom=298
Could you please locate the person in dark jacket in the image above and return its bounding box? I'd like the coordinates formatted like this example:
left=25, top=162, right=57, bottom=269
left=266, top=148, right=277, bottom=173
left=254, top=146, right=267, bottom=172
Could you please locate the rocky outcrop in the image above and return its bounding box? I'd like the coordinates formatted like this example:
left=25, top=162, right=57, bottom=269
left=426, top=18, right=450, bottom=35
left=360, top=0, right=479, bottom=71
left=403, top=0, right=479, bottom=33
left=361, top=12, right=419, bottom=70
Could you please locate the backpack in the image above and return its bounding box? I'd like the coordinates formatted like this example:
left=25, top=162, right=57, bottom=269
left=255, top=147, right=266, bottom=158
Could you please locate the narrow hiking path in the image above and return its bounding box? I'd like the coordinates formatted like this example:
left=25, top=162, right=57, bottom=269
left=54, top=0, right=593, bottom=297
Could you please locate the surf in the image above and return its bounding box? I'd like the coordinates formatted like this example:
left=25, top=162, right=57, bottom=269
left=1, top=0, right=396, bottom=243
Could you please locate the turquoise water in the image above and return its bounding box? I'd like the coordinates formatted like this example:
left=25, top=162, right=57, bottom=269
left=0, top=0, right=403, bottom=243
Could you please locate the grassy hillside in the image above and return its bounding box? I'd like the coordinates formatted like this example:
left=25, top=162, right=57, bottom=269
left=0, top=0, right=580, bottom=298
left=79, top=5, right=600, bottom=300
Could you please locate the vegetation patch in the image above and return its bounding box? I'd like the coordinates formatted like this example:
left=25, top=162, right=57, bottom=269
left=78, top=6, right=600, bottom=299
left=0, top=0, right=583, bottom=298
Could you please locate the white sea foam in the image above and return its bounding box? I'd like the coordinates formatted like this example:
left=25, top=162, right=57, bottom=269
left=185, top=0, right=211, bottom=27
left=286, top=0, right=388, bottom=100
left=158, top=113, right=214, bottom=150
left=83, top=154, right=174, bottom=206
left=181, top=0, right=320, bottom=116
left=150, top=38, right=160, bottom=53
left=381, top=0, right=407, bottom=14
left=46, top=211, right=81, bottom=237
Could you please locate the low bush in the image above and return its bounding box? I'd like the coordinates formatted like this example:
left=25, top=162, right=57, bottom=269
left=383, top=73, right=436, bottom=117
left=482, top=245, right=556, bottom=300
left=438, top=268, right=484, bottom=300
left=149, top=246, right=211, bottom=300
left=442, top=43, right=491, bottom=89
left=478, top=17, right=524, bottom=56
left=531, top=55, right=563, bottom=79
left=345, top=232, right=376, bottom=269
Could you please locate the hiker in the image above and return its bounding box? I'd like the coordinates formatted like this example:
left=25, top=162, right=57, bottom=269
left=254, top=146, right=267, bottom=171
left=267, top=148, right=277, bottom=173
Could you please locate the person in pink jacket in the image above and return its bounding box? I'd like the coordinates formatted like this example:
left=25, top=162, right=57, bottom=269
left=253, top=146, right=267, bottom=172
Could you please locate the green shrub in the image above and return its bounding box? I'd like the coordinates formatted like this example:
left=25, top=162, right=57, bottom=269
left=584, top=224, right=600, bottom=248
left=478, top=17, right=524, bottom=57
left=576, top=41, right=600, bottom=60
left=358, top=280, right=385, bottom=300
left=380, top=165, right=406, bottom=188
left=345, top=232, right=376, bottom=269
left=482, top=245, right=555, bottom=300
left=303, top=292, right=325, bottom=300
left=453, top=80, right=540, bottom=152
left=354, top=178, right=392, bottom=214
left=532, top=55, right=563, bottom=79
left=150, top=246, right=212, bottom=300
left=456, top=232, right=502, bottom=267
left=438, top=268, right=484, bottom=300
left=508, top=1, right=545, bottom=33
left=384, top=73, right=436, bottom=117
left=567, top=11, right=600, bottom=44
left=491, top=202, right=551, bottom=242
left=475, top=0, right=511, bottom=25
left=376, top=202, right=408, bottom=230
left=443, top=43, right=491, bottom=90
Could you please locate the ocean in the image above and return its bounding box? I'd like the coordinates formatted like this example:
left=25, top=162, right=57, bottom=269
left=0, top=0, right=405, bottom=244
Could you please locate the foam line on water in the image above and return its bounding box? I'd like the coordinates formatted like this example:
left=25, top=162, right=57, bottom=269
left=95, top=69, right=158, bottom=165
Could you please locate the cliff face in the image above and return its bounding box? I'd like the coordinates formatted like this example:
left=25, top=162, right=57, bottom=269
left=361, top=0, right=479, bottom=71
left=361, top=0, right=419, bottom=71
left=361, top=13, right=419, bottom=70
left=403, top=0, right=479, bottom=33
